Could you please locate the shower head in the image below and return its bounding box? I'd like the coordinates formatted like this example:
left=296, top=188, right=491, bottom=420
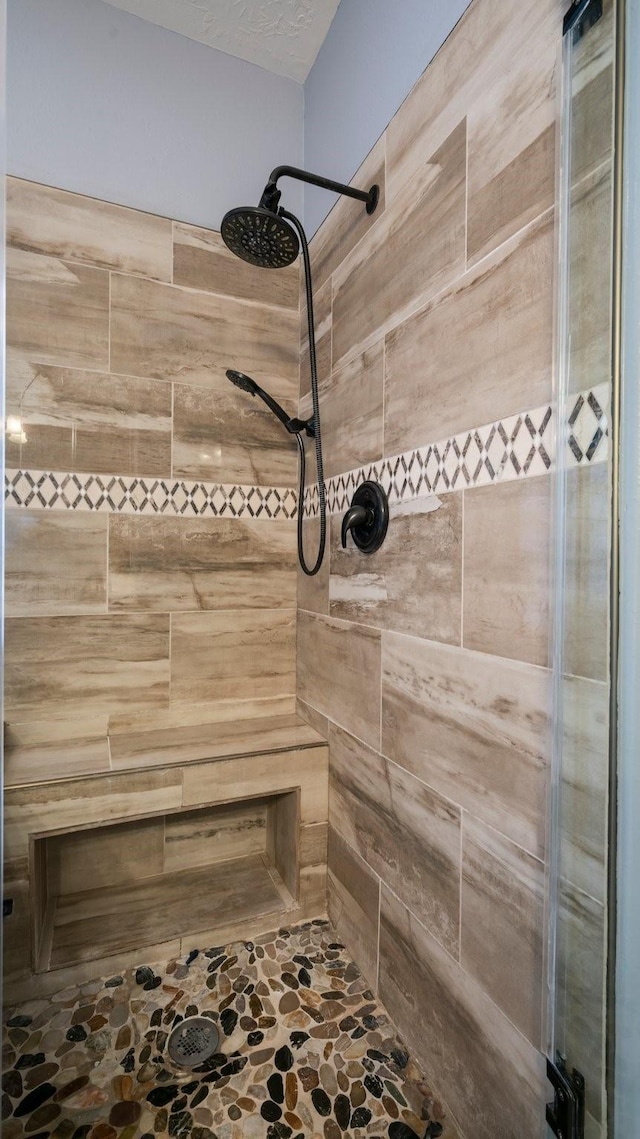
left=220, top=206, right=299, bottom=269
left=225, top=369, right=312, bottom=436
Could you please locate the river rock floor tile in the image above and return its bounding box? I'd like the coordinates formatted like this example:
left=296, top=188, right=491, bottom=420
left=2, top=919, right=457, bottom=1139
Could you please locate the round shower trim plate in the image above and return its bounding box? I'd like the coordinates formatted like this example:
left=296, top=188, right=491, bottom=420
left=166, top=1016, right=220, bottom=1069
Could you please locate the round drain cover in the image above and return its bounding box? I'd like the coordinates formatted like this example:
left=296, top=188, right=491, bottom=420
left=167, top=1016, right=220, bottom=1068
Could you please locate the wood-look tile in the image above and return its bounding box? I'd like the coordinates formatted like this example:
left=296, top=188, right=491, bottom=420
left=5, top=614, right=170, bottom=723
left=110, top=273, right=298, bottom=401
left=297, top=517, right=330, bottom=616
left=7, top=177, right=173, bottom=281
left=382, top=633, right=549, bottom=858
left=4, top=717, right=111, bottom=788
left=163, top=802, right=268, bottom=873
left=5, top=352, right=172, bottom=475
left=384, top=210, right=554, bottom=455
left=47, top=816, right=165, bottom=895
left=108, top=515, right=296, bottom=612
left=330, top=722, right=461, bottom=958
left=463, top=476, right=551, bottom=667
left=330, top=494, right=462, bottom=644
left=461, top=815, right=544, bottom=1047
left=6, top=249, right=109, bottom=370
left=172, top=382, right=297, bottom=486
left=560, top=676, right=608, bottom=903
left=379, top=887, right=545, bottom=1139
left=170, top=609, right=296, bottom=707
left=328, top=826, right=379, bottom=988
left=468, top=125, right=555, bottom=264
left=568, top=161, right=613, bottom=395
left=181, top=746, right=329, bottom=825
left=297, top=612, right=382, bottom=750
left=309, top=137, right=386, bottom=292
left=300, top=277, right=331, bottom=405
left=321, top=340, right=384, bottom=478
left=299, top=822, right=329, bottom=915
left=108, top=711, right=325, bottom=770
left=108, top=695, right=297, bottom=737
left=556, top=879, right=606, bottom=1124
left=5, top=511, right=108, bottom=616
left=332, top=121, right=466, bottom=369
left=295, top=697, right=329, bottom=740
left=173, top=221, right=299, bottom=309
left=564, top=464, right=610, bottom=682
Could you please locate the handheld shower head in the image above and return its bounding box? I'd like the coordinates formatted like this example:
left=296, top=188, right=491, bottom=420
left=225, top=370, right=311, bottom=436
left=220, top=207, right=299, bottom=269
left=226, top=369, right=259, bottom=396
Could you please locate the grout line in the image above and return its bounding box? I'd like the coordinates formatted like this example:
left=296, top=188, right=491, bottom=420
left=375, top=876, right=382, bottom=995
left=458, top=810, right=464, bottom=963
left=460, top=489, right=465, bottom=647
left=464, top=116, right=469, bottom=270
left=107, top=271, right=112, bottom=373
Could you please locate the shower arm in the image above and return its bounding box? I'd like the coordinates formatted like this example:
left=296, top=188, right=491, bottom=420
left=260, top=165, right=379, bottom=216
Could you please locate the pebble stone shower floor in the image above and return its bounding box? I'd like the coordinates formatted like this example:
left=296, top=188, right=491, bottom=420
left=1, top=920, right=458, bottom=1139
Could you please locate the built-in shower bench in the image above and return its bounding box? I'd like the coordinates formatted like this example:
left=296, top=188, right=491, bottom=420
left=3, top=714, right=329, bottom=1003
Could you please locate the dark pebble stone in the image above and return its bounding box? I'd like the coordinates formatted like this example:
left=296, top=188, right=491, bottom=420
left=154, top=1109, right=168, bottom=1132
left=390, top=1048, right=409, bottom=1070
left=267, top=1073, right=284, bottom=1104
left=16, top=1052, right=44, bottom=1070
left=240, top=1016, right=257, bottom=1031
left=311, top=1088, right=331, bottom=1117
left=299, top=1066, right=319, bottom=1092
left=244, top=941, right=255, bottom=951
left=426, top=1126, right=444, bottom=1138
left=150, top=1009, right=163, bottom=1027
left=143, top=976, right=162, bottom=991
left=320, top=992, right=338, bottom=1000
left=260, top=1101, right=282, bottom=1123
left=362, top=1057, right=375, bottom=1071
left=168, top=1110, right=192, bottom=1137
left=72, top=1128, right=92, bottom=1139
left=204, top=944, right=224, bottom=956
left=54, top=1076, right=89, bottom=1104
left=7, top=1016, right=32, bottom=1028
left=135, top=966, right=155, bottom=986
left=2, top=1092, right=12, bottom=1120
left=301, top=1005, right=324, bottom=1024
left=147, top=1085, right=179, bottom=1107
left=367, top=1049, right=389, bottom=1062
left=186, top=950, right=199, bottom=965
left=220, top=1009, right=238, bottom=1036
left=334, top=1093, right=351, bottom=1131
left=245, top=983, right=255, bottom=994
left=362, top=989, right=375, bottom=999
left=185, top=1005, right=198, bottom=1018
left=275, top=1045, right=294, bottom=1073
left=206, top=956, right=226, bottom=973
left=140, top=1135, right=155, bottom=1139
left=171, top=1096, right=188, bottom=1113
left=105, top=977, right=123, bottom=988
left=3, top=1069, right=23, bottom=1097
left=247, top=1031, right=264, bottom=1047
left=190, top=1086, right=208, bottom=1110
left=363, top=1015, right=379, bottom=1029
left=351, top=1026, right=366, bottom=1040
left=228, top=1104, right=242, bottom=1120
left=293, top=955, right=313, bottom=968
left=205, top=975, right=216, bottom=991
left=219, top=1058, right=247, bottom=1078
left=339, top=1016, right=357, bottom=1032
left=351, top=1107, right=372, bottom=1128
left=389, top=1124, right=421, bottom=1139
left=289, top=1032, right=309, bottom=1050
left=65, top=1025, right=87, bottom=1043
left=329, top=942, right=344, bottom=950
left=297, top=968, right=311, bottom=988
left=181, top=1082, right=198, bottom=1096
left=257, top=1016, right=276, bottom=1029
left=281, top=972, right=299, bottom=990
left=109, top=1101, right=141, bottom=1127
left=120, top=1048, right=135, bottom=1073
left=14, top=1083, right=56, bottom=1117
left=364, top=1074, right=384, bottom=1099
left=139, top=1045, right=151, bottom=1064
left=267, top=1124, right=292, bottom=1139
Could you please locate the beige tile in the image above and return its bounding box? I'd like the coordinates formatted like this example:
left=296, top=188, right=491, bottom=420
left=4, top=717, right=111, bottom=788
left=5, top=511, right=108, bottom=617
left=382, top=633, right=549, bottom=858
left=172, top=382, right=297, bottom=486
left=173, top=221, right=299, bottom=309
left=108, top=695, right=297, bottom=737
left=468, top=125, right=555, bottom=264
left=295, top=697, right=329, bottom=740
left=6, top=249, right=109, bottom=370
left=321, top=340, right=384, bottom=478
left=300, top=277, right=331, bottom=405
left=5, top=614, right=170, bottom=723
left=330, top=494, right=462, bottom=645
left=7, top=177, right=173, bottom=281
left=46, top=816, right=165, bottom=896
left=327, top=827, right=379, bottom=989
left=309, top=137, right=386, bottom=292
left=332, top=121, right=466, bottom=368
left=461, top=815, right=544, bottom=1046
left=297, top=612, right=382, bottom=749
left=108, top=514, right=296, bottom=612
left=297, top=516, right=330, bottom=616
left=5, top=352, right=172, bottom=476
left=560, top=676, right=609, bottom=903
left=110, top=273, right=298, bottom=401
left=379, top=887, right=545, bottom=1139
left=384, top=210, right=554, bottom=455
left=298, top=822, right=329, bottom=916
left=164, top=802, right=268, bottom=873
left=170, top=609, right=296, bottom=707
left=181, top=746, right=329, bottom=825
left=330, top=722, right=461, bottom=958
left=463, top=476, right=551, bottom=667
left=564, top=464, right=610, bottom=682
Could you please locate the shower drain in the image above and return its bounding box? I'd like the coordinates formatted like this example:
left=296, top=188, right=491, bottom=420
left=166, top=1016, right=220, bottom=1068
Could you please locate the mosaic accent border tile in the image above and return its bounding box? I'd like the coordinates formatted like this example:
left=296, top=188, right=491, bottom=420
left=4, top=471, right=298, bottom=520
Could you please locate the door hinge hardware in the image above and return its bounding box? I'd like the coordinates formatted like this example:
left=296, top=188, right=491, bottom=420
left=563, top=0, right=603, bottom=41
left=546, top=1054, right=586, bottom=1139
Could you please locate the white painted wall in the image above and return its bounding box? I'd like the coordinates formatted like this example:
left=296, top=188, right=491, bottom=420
left=7, top=0, right=304, bottom=229
left=303, top=0, right=471, bottom=234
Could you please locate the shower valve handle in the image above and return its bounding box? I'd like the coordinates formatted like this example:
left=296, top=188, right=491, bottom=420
left=341, top=505, right=372, bottom=548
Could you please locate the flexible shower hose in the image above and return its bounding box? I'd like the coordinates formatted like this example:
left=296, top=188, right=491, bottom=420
left=281, top=208, right=326, bottom=577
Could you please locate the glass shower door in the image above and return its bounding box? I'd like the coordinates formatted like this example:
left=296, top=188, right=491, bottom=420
left=547, top=1, right=616, bottom=1137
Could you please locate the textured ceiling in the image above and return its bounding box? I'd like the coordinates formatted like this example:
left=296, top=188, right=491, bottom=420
left=101, top=0, right=341, bottom=82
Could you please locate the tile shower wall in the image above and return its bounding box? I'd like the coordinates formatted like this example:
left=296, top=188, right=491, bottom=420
left=295, top=0, right=571, bottom=1136
left=4, top=176, right=300, bottom=787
